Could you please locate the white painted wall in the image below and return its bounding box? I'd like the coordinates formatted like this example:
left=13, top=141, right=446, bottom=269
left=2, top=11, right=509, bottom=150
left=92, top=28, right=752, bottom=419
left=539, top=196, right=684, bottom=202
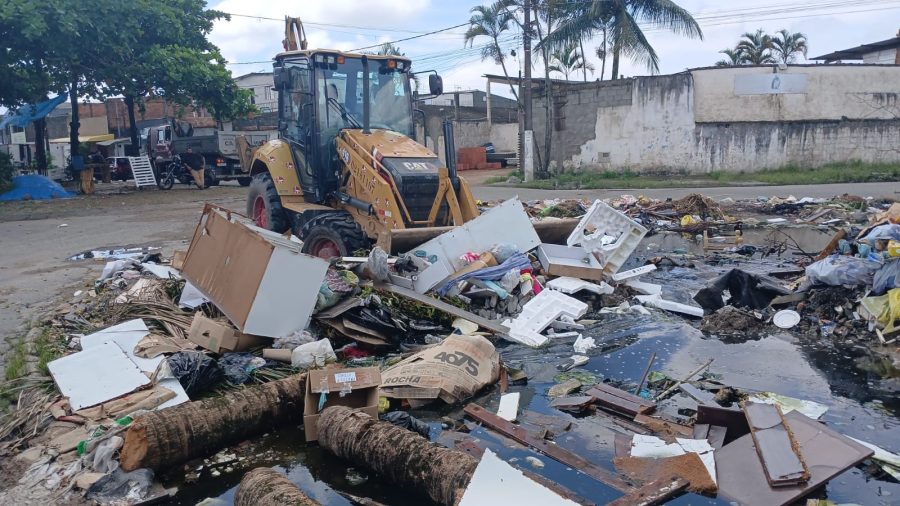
left=235, top=73, right=278, bottom=113
left=863, top=48, right=898, bottom=64
left=490, top=123, right=518, bottom=152
left=692, top=65, right=900, bottom=122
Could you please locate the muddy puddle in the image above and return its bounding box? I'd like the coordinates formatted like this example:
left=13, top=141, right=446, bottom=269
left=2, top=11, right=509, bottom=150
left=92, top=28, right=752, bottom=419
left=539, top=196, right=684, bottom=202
left=163, top=228, right=899, bottom=506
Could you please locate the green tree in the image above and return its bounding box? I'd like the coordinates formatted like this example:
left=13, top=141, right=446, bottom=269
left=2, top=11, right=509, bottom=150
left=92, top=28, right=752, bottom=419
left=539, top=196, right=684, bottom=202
left=376, top=42, right=405, bottom=56
left=464, top=3, right=519, bottom=101
left=545, top=0, right=702, bottom=79
left=549, top=44, right=594, bottom=80
left=715, top=48, right=745, bottom=66
left=736, top=29, right=775, bottom=64
left=771, top=29, right=808, bottom=64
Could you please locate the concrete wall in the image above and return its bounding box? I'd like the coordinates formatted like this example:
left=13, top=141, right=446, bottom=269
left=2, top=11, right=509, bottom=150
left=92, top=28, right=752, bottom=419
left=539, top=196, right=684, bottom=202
left=490, top=123, right=518, bottom=152
left=534, top=64, right=900, bottom=173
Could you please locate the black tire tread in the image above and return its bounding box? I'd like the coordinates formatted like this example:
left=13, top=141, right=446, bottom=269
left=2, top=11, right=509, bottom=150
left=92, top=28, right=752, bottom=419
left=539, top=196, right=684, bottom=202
left=246, top=172, right=290, bottom=233
left=299, top=212, right=370, bottom=256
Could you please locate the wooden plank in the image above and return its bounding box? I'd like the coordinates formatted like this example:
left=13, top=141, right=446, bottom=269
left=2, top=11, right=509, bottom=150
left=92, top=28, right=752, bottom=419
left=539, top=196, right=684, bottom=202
left=607, top=476, right=689, bottom=506
left=550, top=395, right=594, bottom=412
left=591, top=383, right=656, bottom=408
left=586, top=384, right=656, bottom=417
left=463, top=403, right=634, bottom=492
left=632, top=413, right=694, bottom=438
left=679, top=384, right=717, bottom=405
left=696, top=404, right=748, bottom=445
left=375, top=282, right=508, bottom=334
left=815, top=229, right=847, bottom=261
left=743, top=402, right=810, bottom=487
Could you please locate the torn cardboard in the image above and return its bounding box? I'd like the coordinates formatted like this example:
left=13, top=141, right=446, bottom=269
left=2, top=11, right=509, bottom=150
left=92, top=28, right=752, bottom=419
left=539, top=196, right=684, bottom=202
left=187, top=312, right=269, bottom=353
left=381, top=334, right=500, bottom=404
left=303, top=366, right=381, bottom=442
left=181, top=206, right=329, bottom=337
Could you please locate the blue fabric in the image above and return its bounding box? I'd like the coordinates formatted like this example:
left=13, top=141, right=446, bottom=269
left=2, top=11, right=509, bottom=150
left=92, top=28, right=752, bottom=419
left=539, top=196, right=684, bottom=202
left=0, top=95, right=68, bottom=129
left=436, top=253, right=531, bottom=296
left=0, top=174, right=75, bottom=201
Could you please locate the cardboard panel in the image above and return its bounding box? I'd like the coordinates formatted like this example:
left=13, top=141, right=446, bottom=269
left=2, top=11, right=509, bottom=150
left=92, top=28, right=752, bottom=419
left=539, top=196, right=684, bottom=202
left=303, top=367, right=382, bottom=442
left=48, top=342, right=151, bottom=410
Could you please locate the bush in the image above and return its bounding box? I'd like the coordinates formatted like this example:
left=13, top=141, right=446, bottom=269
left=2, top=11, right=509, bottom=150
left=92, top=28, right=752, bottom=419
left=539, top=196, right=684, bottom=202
left=0, top=151, right=13, bottom=193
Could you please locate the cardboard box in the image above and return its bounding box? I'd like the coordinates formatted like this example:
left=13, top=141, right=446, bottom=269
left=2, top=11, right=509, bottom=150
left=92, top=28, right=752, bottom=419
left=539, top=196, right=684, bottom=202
left=181, top=206, right=329, bottom=338
left=171, top=250, right=187, bottom=270
left=536, top=243, right=604, bottom=281
left=187, top=312, right=269, bottom=353
left=303, top=366, right=382, bottom=442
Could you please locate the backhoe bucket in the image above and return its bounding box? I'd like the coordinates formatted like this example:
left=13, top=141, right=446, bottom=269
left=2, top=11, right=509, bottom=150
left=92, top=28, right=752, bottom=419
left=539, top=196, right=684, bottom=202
left=377, top=218, right=581, bottom=255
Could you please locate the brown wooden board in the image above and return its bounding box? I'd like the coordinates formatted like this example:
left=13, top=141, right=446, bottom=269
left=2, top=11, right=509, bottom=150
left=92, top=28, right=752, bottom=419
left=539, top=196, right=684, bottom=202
left=743, top=402, right=810, bottom=486
left=632, top=413, right=694, bottom=438
left=586, top=384, right=656, bottom=417
left=375, top=282, right=509, bottom=334
left=716, top=411, right=874, bottom=506
left=696, top=404, right=748, bottom=445
left=550, top=395, right=595, bottom=412
left=607, top=476, right=690, bottom=506
left=464, top=403, right=634, bottom=492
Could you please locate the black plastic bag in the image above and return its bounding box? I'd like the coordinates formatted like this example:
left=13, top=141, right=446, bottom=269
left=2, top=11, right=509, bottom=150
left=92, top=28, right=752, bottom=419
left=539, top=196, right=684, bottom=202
left=217, top=352, right=266, bottom=385
left=382, top=411, right=432, bottom=438
left=85, top=468, right=154, bottom=503
left=168, top=350, right=223, bottom=396
left=694, top=269, right=790, bottom=313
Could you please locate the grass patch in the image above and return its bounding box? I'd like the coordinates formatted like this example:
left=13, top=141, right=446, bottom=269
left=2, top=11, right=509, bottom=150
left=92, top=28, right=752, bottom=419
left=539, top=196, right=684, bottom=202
left=487, top=162, right=900, bottom=189
left=708, top=161, right=900, bottom=185
left=34, top=327, right=65, bottom=376
left=4, top=339, right=27, bottom=381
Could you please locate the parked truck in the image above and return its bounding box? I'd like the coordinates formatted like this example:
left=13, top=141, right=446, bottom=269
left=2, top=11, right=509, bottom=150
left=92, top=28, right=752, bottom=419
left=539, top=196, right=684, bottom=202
left=145, top=119, right=276, bottom=186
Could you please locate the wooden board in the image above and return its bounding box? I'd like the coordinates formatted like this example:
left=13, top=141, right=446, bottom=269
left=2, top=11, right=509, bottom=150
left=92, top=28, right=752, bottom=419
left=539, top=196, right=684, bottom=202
left=743, top=402, right=810, bottom=486
left=464, top=403, right=634, bottom=492
left=607, top=476, right=690, bottom=506
left=586, top=384, right=656, bottom=417
left=375, top=282, right=509, bottom=335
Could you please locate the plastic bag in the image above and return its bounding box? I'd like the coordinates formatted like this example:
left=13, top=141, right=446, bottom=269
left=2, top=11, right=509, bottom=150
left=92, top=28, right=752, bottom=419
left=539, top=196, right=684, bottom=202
left=498, top=269, right=520, bottom=293
left=291, top=339, right=337, bottom=370
left=90, top=436, right=123, bottom=474
left=860, top=288, right=900, bottom=334
left=861, top=224, right=900, bottom=243
left=490, top=243, right=519, bottom=264
left=805, top=256, right=882, bottom=287
left=218, top=353, right=267, bottom=384
left=872, top=259, right=900, bottom=295
left=273, top=330, right=315, bottom=350
left=167, top=351, right=223, bottom=396
left=382, top=411, right=432, bottom=438
left=85, top=468, right=154, bottom=503
left=694, top=268, right=790, bottom=312
left=365, top=246, right=390, bottom=281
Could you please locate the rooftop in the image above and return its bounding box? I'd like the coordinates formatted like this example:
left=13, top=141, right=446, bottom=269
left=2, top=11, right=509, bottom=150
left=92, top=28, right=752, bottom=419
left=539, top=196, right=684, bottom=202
left=812, top=33, right=900, bottom=61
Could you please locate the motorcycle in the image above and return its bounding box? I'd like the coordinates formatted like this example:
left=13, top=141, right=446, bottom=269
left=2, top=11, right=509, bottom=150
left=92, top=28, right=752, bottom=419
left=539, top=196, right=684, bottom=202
left=157, top=155, right=217, bottom=190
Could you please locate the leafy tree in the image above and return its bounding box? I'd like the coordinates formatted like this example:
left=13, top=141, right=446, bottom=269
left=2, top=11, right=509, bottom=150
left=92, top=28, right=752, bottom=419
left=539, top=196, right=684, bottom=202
left=549, top=44, right=594, bottom=80
left=771, top=29, right=808, bottom=64
left=716, top=48, right=745, bottom=66
left=736, top=29, right=775, bottom=65
left=465, top=3, right=520, bottom=102
left=376, top=42, right=405, bottom=56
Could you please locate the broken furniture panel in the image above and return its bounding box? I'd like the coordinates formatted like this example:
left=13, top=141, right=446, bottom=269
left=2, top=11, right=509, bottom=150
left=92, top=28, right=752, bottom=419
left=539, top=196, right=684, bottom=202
left=716, top=411, right=874, bottom=506
left=743, top=402, right=810, bottom=486
left=586, top=383, right=656, bottom=418
left=696, top=404, right=749, bottom=445
left=48, top=342, right=152, bottom=411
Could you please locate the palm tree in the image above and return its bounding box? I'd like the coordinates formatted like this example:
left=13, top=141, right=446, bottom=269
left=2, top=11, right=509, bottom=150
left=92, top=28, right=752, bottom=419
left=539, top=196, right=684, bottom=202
left=715, top=48, right=745, bottom=66
left=464, top=3, right=519, bottom=101
left=770, top=29, right=808, bottom=64
left=376, top=42, right=404, bottom=56
left=736, top=29, right=775, bottom=64
left=545, top=0, right=703, bottom=79
left=549, top=43, right=594, bottom=80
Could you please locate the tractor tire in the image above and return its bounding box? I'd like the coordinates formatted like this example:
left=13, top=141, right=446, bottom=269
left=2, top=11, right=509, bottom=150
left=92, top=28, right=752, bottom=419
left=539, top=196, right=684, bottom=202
left=246, top=173, right=290, bottom=233
left=237, top=177, right=252, bottom=187
left=299, top=212, right=370, bottom=259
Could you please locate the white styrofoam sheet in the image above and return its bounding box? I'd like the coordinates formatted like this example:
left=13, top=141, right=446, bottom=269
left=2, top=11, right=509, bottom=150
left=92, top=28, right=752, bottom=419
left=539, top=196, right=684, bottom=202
left=411, top=199, right=540, bottom=293
left=497, top=392, right=520, bottom=421
left=459, top=449, right=579, bottom=506
left=48, top=342, right=152, bottom=410
left=141, top=263, right=181, bottom=279
left=79, top=318, right=189, bottom=408
left=547, top=276, right=614, bottom=295
left=178, top=281, right=210, bottom=309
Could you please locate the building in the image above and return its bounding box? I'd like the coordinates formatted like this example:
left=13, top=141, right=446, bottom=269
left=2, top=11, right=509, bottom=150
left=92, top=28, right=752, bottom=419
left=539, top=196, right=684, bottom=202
left=813, top=30, right=900, bottom=64
left=524, top=64, right=900, bottom=174
left=235, top=72, right=278, bottom=113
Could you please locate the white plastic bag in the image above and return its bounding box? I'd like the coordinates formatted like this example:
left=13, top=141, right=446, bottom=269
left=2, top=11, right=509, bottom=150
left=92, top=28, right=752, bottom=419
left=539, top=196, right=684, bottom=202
left=290, top=339, right=337, bottom=370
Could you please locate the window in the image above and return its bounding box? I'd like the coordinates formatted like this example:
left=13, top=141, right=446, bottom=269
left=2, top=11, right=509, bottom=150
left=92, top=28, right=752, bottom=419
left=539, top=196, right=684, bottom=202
left=264, top=86, right=272, bottom=101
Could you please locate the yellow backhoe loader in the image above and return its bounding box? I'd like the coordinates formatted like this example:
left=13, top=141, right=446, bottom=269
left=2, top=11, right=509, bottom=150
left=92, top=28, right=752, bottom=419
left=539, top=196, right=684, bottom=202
left=247, top=18, right=570, bottom=258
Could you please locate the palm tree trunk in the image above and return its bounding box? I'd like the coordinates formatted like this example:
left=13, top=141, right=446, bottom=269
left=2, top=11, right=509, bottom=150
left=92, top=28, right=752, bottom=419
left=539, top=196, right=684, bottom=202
left=125, top=94, right=140, bottom=156
left=611, top=49, right=620, bottom=80
left=600, top=27, right=607, bottom=80
left=495, top=38, right=519, bottom=103
left=535, top=9, right=553, bottom=176
left=69, top=76, right=80, bottom=160
left=579, top=37, right=588, bottom=81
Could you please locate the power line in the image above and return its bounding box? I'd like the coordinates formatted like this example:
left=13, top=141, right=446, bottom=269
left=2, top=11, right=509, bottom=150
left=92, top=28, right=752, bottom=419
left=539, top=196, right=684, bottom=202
left=351, top=23, right=470, bottom=51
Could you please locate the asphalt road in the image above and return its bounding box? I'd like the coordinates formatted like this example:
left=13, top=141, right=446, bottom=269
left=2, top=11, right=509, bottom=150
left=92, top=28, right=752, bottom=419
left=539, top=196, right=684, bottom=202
left=0, top=179, right=897, bottom=377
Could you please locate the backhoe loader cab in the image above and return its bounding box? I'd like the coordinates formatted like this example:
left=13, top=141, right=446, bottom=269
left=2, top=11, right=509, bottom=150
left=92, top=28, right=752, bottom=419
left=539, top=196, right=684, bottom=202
left=246, top=48, right=481, bottom=258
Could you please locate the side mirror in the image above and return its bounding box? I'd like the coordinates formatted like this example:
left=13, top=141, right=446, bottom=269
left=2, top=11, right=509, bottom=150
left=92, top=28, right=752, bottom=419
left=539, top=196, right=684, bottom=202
left=428, top=74, right=443, bottom=96
left=278, top=119, right=288, bottom=132
left=273, top=67, right=288, bottom=90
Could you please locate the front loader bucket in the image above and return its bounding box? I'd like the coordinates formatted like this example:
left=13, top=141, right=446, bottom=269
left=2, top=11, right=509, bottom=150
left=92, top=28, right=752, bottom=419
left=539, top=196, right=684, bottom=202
left=377, top=218, right=580, bottom=255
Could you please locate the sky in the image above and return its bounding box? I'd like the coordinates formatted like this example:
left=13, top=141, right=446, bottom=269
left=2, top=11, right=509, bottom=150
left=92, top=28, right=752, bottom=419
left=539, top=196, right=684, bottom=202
left=208, top=0, right=900, bottom=98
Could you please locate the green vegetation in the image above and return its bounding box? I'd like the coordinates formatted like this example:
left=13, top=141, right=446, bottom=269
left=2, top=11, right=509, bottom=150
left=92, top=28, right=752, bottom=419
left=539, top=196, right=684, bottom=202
left=4, top=339, right=27, bottom=381
left=488, top=162, right=900, bottom=189
left=0, top=152, right=12, bottom=193
left=34, top=327, right=65, bottom=376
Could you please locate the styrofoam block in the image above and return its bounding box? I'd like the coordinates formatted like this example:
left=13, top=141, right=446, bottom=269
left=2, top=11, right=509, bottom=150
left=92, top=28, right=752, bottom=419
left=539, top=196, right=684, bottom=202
left=611, top=264, right=657, bottom=281
left=624, top=279, right=662, bottom=295
left=503, top=290, right=588, bottom=347
left=547, top=276, right=614, bottom=295
left=497, top=392, right=520, bottom=421
left=567, top=200, right=648, bottom=274
left=503, top=325, right=549, bottom=347
left=636, top=294, right=704, bottom=317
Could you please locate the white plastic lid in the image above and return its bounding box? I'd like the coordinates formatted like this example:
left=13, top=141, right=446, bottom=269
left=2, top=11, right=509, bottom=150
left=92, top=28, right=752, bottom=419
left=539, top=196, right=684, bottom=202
left=773, top=310, right=801, bottom=329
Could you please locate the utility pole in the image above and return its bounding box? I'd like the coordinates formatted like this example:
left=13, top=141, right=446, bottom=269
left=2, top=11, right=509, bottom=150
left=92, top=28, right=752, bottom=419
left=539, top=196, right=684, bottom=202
left=522, top=0, right=534, bottom=182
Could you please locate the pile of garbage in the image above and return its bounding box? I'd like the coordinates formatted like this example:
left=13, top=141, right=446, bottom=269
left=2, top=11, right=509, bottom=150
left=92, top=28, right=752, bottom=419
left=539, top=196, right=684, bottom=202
left=0, top=194, right=898, bottom=506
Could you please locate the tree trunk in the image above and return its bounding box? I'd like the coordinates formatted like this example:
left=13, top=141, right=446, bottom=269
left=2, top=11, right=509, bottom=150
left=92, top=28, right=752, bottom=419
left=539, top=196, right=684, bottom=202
left=69, top=77, right=80, bottom=160
left=120, top=373, right=306, bottom=471
left=611, top=48, right=620, bottom=80
left=496, top=39, right=520, bottom=104
left=580, top=38, right=588, bottom=81
left=600, top=28, right=607, bottom=80
left=34, top=117, right=47, bottom=173
left=125, top=95, right=140, bottom=157
left=235, top=468, right=319, bottom=506
left=317, top=406, right=477, bottom=506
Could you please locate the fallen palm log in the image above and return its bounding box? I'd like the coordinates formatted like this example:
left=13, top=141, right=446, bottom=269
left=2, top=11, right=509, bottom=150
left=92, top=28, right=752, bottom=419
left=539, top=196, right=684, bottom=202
left=317, top=406, right=477, bottom=506
left=234, top=468, right=319, bottom=506
left=120, top=373, right=307, bottom=471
